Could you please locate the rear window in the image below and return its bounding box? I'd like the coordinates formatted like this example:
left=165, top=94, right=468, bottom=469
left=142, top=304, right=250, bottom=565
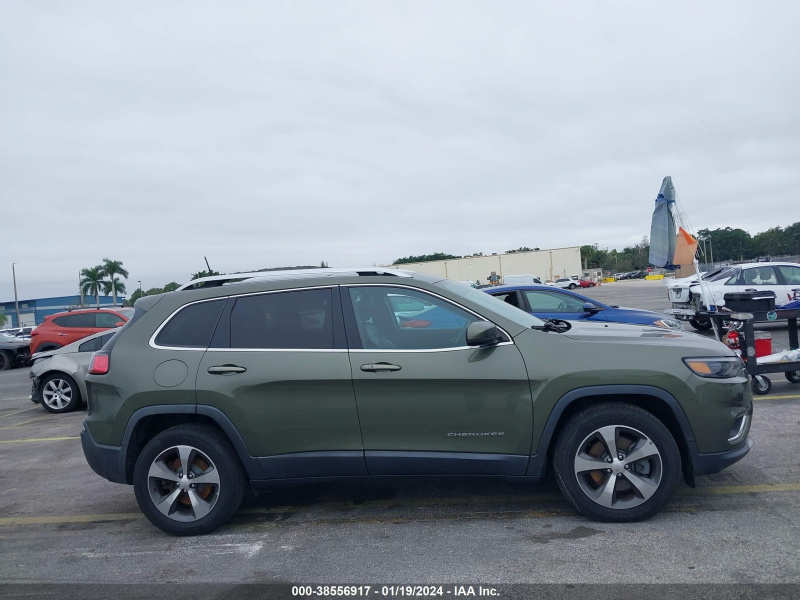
left=154, top=299, right=226, bottom=348
left=65, top=313, right=95, bottom=328
left=230, top=289, right=334, bottom=349
left=78, top=333, right=115, bottom=353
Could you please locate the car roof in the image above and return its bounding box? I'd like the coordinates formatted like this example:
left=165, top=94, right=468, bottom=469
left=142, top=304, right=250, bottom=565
left=484, top=284, right=610, bottom=307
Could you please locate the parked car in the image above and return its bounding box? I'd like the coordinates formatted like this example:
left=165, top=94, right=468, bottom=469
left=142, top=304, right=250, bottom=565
left=0, top=326, right=34, bottom=340
left=29, top=330, right=117, bottom=413
left=548, top=277, right=578, bottom=289
left=577, top=278, right=596, bottom=288
left=29, top=307, right=134, bottom=354
left=503, top=274, right=543, bottom=286
left=484, top=285, right=684, bottom=330
left=81, top=268, right=750, bottom=535
left=667, top=262, right=800, bottom=330
left=0, top=332, right=31, bottom=370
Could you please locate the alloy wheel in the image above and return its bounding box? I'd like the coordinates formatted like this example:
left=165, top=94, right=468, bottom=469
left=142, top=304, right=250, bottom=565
left=42, top=378, right=74, bottom=410
left=147, top=445, right=221, bottom=522
left=573, top=424, right=663, bottom=510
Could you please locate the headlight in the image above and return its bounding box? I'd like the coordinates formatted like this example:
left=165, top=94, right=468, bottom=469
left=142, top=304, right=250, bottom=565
left=653, top=318, right=685, bottom=331
left=683, top=356, right=745, bottom=379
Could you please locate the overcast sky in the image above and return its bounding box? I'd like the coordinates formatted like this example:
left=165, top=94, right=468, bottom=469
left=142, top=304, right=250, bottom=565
left=2, top=1, right=798, bottom=300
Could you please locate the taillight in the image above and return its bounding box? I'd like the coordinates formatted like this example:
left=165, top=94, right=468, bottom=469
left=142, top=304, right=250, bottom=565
left=88, top=353, right=110, bottom=375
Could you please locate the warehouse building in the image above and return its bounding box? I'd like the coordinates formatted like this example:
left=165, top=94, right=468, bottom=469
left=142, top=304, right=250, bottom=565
left=0, top=295, right=125, bottom=328
left=389, top=246, right=583, bottom=285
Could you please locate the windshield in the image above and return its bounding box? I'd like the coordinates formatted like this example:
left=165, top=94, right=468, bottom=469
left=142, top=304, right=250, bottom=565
left=437, top=279, right=546, bottom=328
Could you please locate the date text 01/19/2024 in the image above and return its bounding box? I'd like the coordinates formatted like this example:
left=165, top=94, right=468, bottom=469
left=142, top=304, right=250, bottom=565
left=291, top=586, right=500, bottom=597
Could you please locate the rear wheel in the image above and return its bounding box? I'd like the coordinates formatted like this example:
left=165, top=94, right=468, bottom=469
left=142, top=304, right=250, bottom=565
left=568, top=283, right=577, bottom=289
left=133, top=424, right=246, bottom=536
left=40, top=373, right=81, bottom=413
left=689, top=318, right=713, bottom=331
left=553, top=403, right=681, bottom=522
left=785, top=371, right=800, bottom=384
left=0, top=351, right=11, bottom=371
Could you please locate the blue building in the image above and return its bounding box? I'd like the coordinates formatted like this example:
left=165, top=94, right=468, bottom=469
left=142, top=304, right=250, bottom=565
left=0, top=295, right=126, bottom=328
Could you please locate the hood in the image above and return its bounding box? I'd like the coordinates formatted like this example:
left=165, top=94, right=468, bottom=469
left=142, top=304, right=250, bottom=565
left=558, top=319, right=734, bottom=354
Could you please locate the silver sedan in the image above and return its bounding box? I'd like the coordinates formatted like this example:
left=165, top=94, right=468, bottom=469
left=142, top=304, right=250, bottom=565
left=29, top=330, right=116, bottom=413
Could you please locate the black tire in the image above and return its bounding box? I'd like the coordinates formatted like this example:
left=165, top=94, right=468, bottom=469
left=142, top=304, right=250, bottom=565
left=752, top=375, right=772, bottom=395
left=785, top=371, right=800, bottom=384
left=689, top=318, right=713, bottom=331
left=552, top=402, right=681, bottom=522
left=0, top=350, right=11, bottom=371
left=39, top=373, right=82, bottom=413
left=133, top=424, right=246, bottom=536
left=568, top=283, right=577, bottom=289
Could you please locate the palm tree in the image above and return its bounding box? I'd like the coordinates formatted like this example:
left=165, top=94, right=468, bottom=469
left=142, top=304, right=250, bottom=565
left=80, top=266, right=105, bottom=308
left=102, top=258, right=129, bottom=306
left=101, top=277, right=127, bottom=299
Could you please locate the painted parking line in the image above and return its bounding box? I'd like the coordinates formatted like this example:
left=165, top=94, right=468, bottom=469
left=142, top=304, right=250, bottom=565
left=0, top=436, right=79, bottom=444
left=0, top=406, right=39, bottom=419
left=0, top=482, right=797, bottom=528
left=752, top=393, right=800, bottom=400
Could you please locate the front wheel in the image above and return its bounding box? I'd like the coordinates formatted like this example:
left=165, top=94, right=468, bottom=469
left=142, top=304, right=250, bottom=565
left=568, top=283, right=577, bottom=289
left=133, top=424, right=246, bottom=536
left=785, top=371, right=800, bottom=384
left=0, top=351, right=11, bottom=371
left=688, top=318, right=713, bottom=331
left=553, top=403, right=681, bottom=522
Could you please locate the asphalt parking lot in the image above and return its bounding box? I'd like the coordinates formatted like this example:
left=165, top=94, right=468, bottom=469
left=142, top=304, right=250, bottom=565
left=1, top=279, right=799, bottom=588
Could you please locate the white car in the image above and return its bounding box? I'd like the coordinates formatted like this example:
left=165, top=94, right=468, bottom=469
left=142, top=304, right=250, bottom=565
left=667, top=262, right=800, bottom=330
left=547, top=277, right=579, bottom=290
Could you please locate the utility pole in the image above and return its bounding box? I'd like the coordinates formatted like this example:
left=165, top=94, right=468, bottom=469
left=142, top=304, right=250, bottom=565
left=79, top=271, right=84, bottom=306
left=12, top=263, right=20, bottom=327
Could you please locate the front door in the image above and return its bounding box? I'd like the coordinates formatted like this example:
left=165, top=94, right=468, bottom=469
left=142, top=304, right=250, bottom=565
left=344, top=285, right=532, bottom=476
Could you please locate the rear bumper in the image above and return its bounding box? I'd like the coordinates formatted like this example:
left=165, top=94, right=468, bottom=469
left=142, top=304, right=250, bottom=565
left=689, top=436, right=754, bottom=476
left=81, top=423, right=127, bottom=484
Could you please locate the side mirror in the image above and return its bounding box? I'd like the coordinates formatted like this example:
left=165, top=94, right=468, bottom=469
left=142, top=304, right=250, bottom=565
left=115, top=321, right=125, bottom=327
left=466, top=322, right=501, bottom=347
left=582, top=302, right=600, bottom=314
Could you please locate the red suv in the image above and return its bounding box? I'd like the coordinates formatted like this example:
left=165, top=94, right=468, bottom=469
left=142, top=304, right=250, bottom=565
left=30, top=308, right=135, bottom=354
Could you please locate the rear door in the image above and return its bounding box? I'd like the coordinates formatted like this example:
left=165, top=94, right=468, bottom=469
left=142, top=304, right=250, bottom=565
left=344, top=285, right=532, bottom=476
left=62, top=312, right=98, bottom=345
left=194, top=287, right=366, bottom=479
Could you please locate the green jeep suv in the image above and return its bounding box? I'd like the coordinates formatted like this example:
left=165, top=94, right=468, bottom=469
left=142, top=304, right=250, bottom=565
left=81, top=268, right=753, bottom=535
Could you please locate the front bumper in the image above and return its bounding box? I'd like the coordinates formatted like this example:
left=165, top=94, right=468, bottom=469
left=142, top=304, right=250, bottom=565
left=689, top=436, right=754, bottom=477
left=81, top=423, right=127, bottom=484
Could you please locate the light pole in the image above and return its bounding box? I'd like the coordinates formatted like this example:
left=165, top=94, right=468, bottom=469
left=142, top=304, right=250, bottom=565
left=12, top=263, right=20, bottom=327
left=138, top=280, right=142, bottom=296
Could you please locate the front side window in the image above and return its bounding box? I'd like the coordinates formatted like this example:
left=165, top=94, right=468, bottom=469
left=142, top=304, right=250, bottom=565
left=349, top=286, right=480, bottom=350
left=743, top=266, right=778, bottom=286
left=230, top=289, right=334, bottom=349
left=524, top=290, right=584, bottom=312
left=96, top=312, right=125, bottom=328
left=155, top=299, right=226, bottom=348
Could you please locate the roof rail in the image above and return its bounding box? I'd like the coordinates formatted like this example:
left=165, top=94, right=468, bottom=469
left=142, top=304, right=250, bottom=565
left=176, top=267, right=415, bottom=291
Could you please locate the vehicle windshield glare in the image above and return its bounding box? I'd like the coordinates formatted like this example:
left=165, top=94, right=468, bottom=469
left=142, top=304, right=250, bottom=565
left=437, top=279, right=546, bottom=328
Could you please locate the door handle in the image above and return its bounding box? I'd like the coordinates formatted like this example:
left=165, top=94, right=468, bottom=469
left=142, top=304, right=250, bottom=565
left=360, top=363, right=402, bottom=373
left=207, top=365, right=247, bottom=375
